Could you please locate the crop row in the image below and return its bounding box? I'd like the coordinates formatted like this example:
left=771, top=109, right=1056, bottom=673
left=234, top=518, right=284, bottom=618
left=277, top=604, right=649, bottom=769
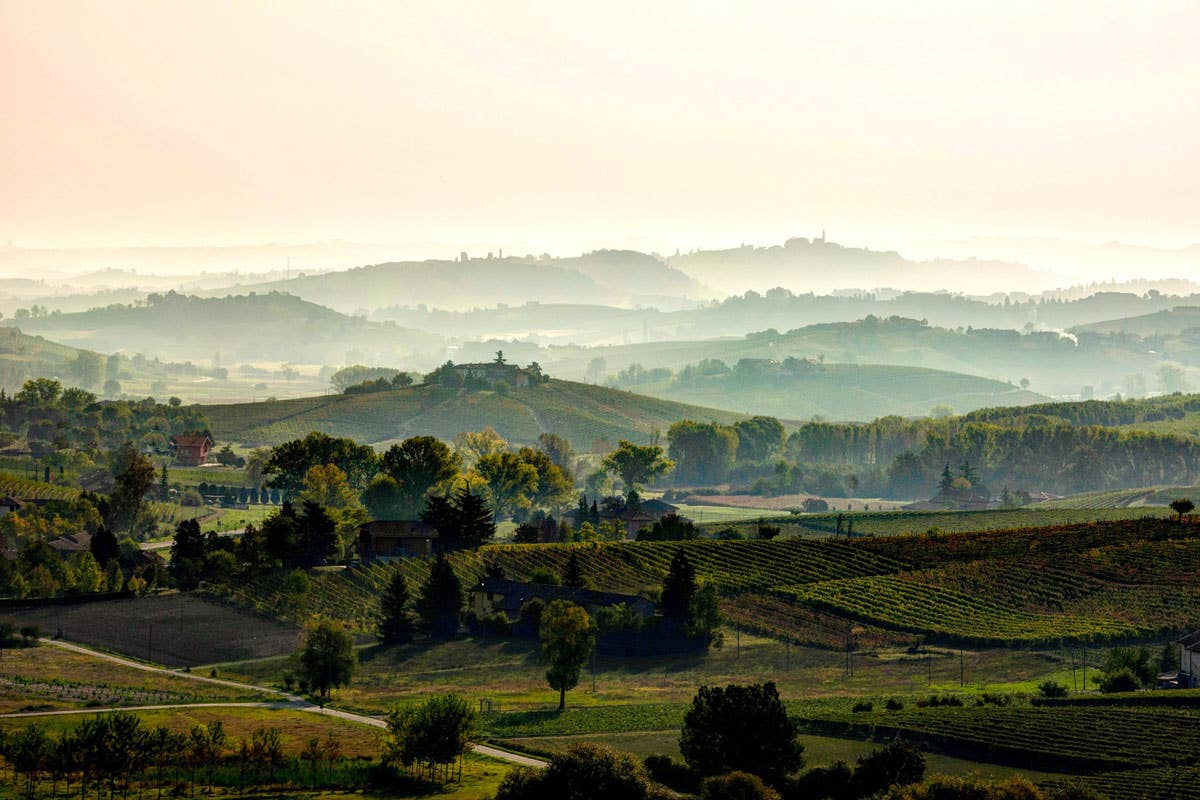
left=0, top=473, right=79, bottom=502
left=1053, top=766, right=1200, bottom=800
left=808, top=705, right=1200, bottom=772
left=777, top=574, right=1136, bottom=646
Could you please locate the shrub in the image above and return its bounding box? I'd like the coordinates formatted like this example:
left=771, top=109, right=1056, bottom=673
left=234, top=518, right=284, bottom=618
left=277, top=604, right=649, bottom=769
left=852, top=701, right=874, bottom=713
left=885, top=698, right=904, bottom=711
left=495, top=744, right=670, bottom=800
left=643, top=755, right=699, bottom=793
left=701, top=771, right=781, bottom=800
left=528, top=567, right=561, bottom=585
left=1098, top=668, right=1140, bottom=694
left=1038, top=681, right=1068, bottom=699
left=180, top=489, right=204, bottom=507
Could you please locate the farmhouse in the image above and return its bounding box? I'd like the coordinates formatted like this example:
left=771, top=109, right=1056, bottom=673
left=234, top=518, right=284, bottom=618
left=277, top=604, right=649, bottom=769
left=470, top=576, right=656, bottom=622
left=451, top=362, right=532, bottom=388
left=0, top=495, right=24, bottom=520
left=1160, top=630, right=1200, bottom=688
left=171, top=432, right=213, bottom=466
left=48, top=532, right=92, bottom=554
left=568, top=495, right=684, bottom=539
left=357, top=519, right=438, bottom=560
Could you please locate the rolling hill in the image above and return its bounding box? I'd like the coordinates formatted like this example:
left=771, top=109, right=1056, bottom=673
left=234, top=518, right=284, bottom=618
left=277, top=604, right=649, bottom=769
left=615, top=363, right=1048, bottom=420
left=1074, top=305, right=1200, bottom=337
left=12, top=291, right=446, bottom=367
left=198, top=250, right=710, bottom=312
left=200, top=378, right=748, bottom=451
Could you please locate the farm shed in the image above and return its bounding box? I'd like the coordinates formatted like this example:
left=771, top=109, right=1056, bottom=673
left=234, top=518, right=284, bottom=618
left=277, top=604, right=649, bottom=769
left=357, top=519, right=438, bottom=560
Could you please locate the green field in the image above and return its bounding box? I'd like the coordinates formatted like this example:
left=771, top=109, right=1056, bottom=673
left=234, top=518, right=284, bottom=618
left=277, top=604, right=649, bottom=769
left=201, top=379, right=747, bottom=451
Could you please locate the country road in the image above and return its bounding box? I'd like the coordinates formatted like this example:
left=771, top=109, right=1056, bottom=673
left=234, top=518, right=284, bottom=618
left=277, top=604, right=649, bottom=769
left=32, top=638, right=546, bottom=769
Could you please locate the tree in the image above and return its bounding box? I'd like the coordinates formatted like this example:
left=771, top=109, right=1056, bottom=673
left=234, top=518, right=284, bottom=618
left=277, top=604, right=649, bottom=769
left=518, top=447, right=574, bottom=511
left=16, top=377, right=62, bottom=406
left=602, top=441, right=673, bottom=491
left=71, top=351, right=105, bottom=390
left=417, top=553, right=464, bottom=638
left=732, top=417, right=785, bottom=463
left=379, top=437, right=462, bottom=517
left=453, top=428, right=508, bottom=467
left=1171, top=498, right=1194, bottom=523
left=264, top=432, right=378, bottom=494
left=71, top=551, right=104, bottom=593
left=668, top=420, right=739, bottom=484
left=661, top=550, right=697, bottom=621
left=537, top=433, right=575, bottom=474
left=109, top=443, right=156, bottom=535
left=563, top=551, right=586, bottom=588
left=159, top=462, right=169, bottom=501
left=379, top=570, right=416, bottom=644
left=679, top=682, right=803, bottom=785
left=421, top=485, right=496, bottom=551
left=384, top=694, right=477, bottom=782
left=299, top=618, right=356, bottom=698
left=262, top=501, right=301, bottom=564
left=296, top=500, right=339, bottom=567
left=851, top=739, right=925, bottom=797
left=476, top=452, right=539, bottom=521
left=494, top=744, right=667, bottom=800
left=89, top=524, right=120, bottom=567
left=540, top=600, right=595, bottom=710
left=169, top=518, right=207, bottom=588
left=362, top=474, right=406, bottom=519
left=637, top=514, right=700, bottom=541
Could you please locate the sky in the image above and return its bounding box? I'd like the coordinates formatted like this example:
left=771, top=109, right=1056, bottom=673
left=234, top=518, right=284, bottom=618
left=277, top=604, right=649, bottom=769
left=2, top=0, right=1197, bottom=260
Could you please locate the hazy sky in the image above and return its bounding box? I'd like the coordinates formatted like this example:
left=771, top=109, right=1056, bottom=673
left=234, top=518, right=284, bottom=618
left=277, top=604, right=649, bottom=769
left=2, top=1, right=1197, bottom=256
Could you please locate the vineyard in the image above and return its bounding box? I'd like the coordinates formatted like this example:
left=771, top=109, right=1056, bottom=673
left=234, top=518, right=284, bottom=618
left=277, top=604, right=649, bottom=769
left=212, top=517, right=1200, bottom=650
left=0, top=472, right=79, bottom=502
left=804, top=705, right=1200, bottom=772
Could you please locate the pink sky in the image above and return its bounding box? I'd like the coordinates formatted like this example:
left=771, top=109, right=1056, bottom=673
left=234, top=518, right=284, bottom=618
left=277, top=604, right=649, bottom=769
left=2, top=1, right=1197, bottom=255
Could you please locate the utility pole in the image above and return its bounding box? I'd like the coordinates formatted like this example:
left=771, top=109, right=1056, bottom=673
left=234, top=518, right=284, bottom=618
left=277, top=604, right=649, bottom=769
left=960, top=649, right=964, bottom=687
left=148, top=623, right=153, bottom=663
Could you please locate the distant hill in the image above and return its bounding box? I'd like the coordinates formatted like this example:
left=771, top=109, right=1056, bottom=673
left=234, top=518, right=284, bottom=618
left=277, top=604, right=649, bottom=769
left=516, top=316, right=1194, bottom=398
left=10, top=291, right=446, bottom=367
left=666, top=236, right=1048, bottom=295
left=199, top=250, right=710, bottom=313
left=614, top=363, right=1048, bottom=421
left=1074, top=306, right=1200, bottom=337
left=200, top=378, right=747, bottom=451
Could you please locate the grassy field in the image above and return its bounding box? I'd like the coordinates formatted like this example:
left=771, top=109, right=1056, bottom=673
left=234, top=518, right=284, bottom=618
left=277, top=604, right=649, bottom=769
left=1, top=594, right=301, bottom=667
left=221, top=634, right=1078, bottom=717
left=201, top=379, right=747, bottom=451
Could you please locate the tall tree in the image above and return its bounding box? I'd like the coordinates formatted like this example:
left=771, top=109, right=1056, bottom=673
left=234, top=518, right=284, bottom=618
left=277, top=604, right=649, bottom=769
left=476, top=452, right=538, bottom=521
left=537, top=433, right=575, bottom=474
left=602, top=440, right=673, bottom=491
left=417, top=554, right=464, bottom=639
left=661, top=549, right=697, bottom=621
left=169, top=518, right=207, bottom=588
left=667, top=420, right=739, bottom=485
left=733, top=416, right=786, bottom=462
left=379, top=436, right=462, bottom=517
left=299, top=618, right=356, bottom=698
left=89, top=524, right=120, bottom=567
left=109, top=443, right=156, bottom=535
left=378, top=570, right=415, bottom=644
left=519, top=447, right=574, bottom=511
left=540, top=600, right=595, bottom=711
left=563, top=551, right=586, bottom=588
left=679, top=682, right=804, bottom=785
left=296, top=500, right=339, bottom=567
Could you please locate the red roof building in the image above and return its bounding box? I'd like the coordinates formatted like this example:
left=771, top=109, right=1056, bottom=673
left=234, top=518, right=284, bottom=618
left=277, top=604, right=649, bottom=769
left=171, top=433, right=213, bottom=466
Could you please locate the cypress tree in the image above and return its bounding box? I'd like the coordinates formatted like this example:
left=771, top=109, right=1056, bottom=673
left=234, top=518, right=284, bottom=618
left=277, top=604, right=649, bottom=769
left=563, top=551, right=586, bottom=588
left=417, top=553, right=464, bottom=639
left=660, top=550, right=696, bottom=621
left=378, top=569, right=415, bottom=644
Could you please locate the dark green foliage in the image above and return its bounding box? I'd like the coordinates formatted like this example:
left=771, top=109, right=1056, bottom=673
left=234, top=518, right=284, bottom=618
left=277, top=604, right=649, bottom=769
left=385, top=694, right=476, bottom=780
left=513, top=522, right=541, bottom=543
left=89, top=524, right=119, bottom=567
left=169, top=518, right=207, bottom=588
left=1103, top=646, right=1155, bottom=686
left=637, top=513, right=700, bottom=541
left=493, top=744, right=670, bottom=800
left=379, top=436, right=461, bottom=517
left=1098, top=668, right=1140, bottom=694
left=264, top=431, right=379, bottom=493
left=421, top=485, right=495, bottom=551
left=660, top=550, right=696, bottom=621
left=680, top=682, right=803, bottom=785
left=563, top=551, right=586, bottom=588
left=850, top=740, right=925, bottom=797
left=734, top=416, right=786, bottom=462
left=1039, top=681, right=1069, bottom=699
left=378, top=570, right=415, bottom=644
left=668, top=419, right=739, bottom=484
left=417, top=554, right=464, bottom=638
left=108, top=443, right=156, bottom=535
left=701, top=771, right=781, bottom=800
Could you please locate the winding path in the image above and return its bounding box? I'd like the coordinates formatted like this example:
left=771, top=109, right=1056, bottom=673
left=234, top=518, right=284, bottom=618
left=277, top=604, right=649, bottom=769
left=27, top=639, right=545, bottom=769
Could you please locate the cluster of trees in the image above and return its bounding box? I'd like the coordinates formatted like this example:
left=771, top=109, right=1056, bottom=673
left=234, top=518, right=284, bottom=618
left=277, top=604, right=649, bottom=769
left=264, top=430, right=573, bottom=534
left=329, top=365, right=414, bottom=393
left=0, top=712, right=355, bottom=799
left=0, top=378, right=208, bottom=458
left=195, top=482, right=284, bottom=505
left=383, top=694, right=476, bottom=783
